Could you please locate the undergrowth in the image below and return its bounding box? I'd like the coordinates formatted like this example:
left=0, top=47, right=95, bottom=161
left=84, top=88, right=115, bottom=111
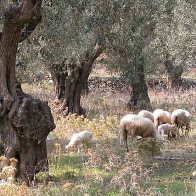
left=1, top=80, right=195, bottom=196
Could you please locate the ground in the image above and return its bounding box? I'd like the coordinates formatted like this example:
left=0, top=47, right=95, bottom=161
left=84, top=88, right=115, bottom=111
left=0, top=70, right=195, bottom=195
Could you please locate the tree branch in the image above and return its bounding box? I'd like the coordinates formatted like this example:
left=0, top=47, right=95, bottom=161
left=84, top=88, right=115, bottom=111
left=0, top=1, right=42, bottom=43
left=3, top=0, right=42, bottom=27
left=19, top=15, right=42, bottom=42
left=88, top=36, right=105, bottom=64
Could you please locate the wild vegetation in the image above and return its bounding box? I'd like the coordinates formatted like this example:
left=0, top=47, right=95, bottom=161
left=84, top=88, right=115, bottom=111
left=0, top=0, right=195, bottom=195
left=0, top=69, right=194, bottom=195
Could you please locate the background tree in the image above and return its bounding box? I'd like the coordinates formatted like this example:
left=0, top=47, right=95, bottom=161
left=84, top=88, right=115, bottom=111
left=14, top=0, right=196, bottom=115
left=17, top=0, right=106, bottom=116
left=41, top=0, right=163, bottom=111
left=99, top=0, right=165, bottom=110
left=0, top=0, right=55, bottom=183
left=145, top=0, right=196, bottom=88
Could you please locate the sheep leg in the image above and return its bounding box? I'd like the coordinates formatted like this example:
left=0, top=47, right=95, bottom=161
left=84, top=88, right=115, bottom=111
left=77, top=143, right=83, bottom=154
left=124, top=130, right=129, bottom=152
left=181, top=127, right=184, bottom=136
left=185, top=125, right=191, bottom=136
left=77, top=147, right=80, bottom=154
left=168, top=132, right=171, bottom=140
left=176, top=127, right=180, bottom=138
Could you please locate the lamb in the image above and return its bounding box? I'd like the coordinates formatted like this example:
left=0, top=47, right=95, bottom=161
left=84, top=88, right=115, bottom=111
left=120, top=114, right=163, bottom=152
left=157, top=123, right=176, bottom=139
left=138, top=110, right=154, bottom=123
left=65, top=130, right=92, bottom=153
left=171, top=109, right=191, bottom=135
left=153, top=109, right=171, bottom=128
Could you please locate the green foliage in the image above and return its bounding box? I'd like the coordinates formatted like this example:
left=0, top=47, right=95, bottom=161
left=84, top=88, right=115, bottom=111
left=10, top=0, right=195, bottom=84
left=145, top=0, right=196, bottom=75
left=138, top=138, right=161, bottom=158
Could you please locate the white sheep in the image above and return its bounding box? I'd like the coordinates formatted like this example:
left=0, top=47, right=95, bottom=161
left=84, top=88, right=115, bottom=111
left=153, top=109, right=171, bottom=128
left=171, top=109, right=191, bottom=136
left=65, top=130, right=92, bottom=153
left=120, top=114, right=163, bottom=152
left=138, top=110, right=154, bottom=123
left=157, top=123, right=176, bottom=139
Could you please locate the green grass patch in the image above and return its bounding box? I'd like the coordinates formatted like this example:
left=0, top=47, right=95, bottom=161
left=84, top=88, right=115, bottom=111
left=147, top=159, right=196, bottom=195
left=49, top=155, right=83, bottom=181
left=154, top=181, right=195, bottom=195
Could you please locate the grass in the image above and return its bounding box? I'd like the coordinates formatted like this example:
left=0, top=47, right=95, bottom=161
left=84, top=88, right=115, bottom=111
left=2, top=72, right=196, bottom=195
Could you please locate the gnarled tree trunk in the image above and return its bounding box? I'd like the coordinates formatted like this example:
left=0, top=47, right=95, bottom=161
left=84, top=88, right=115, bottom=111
left=0, top=0, right=55, bottom=183
left=164, top=54, right=183, bottom=89
left=51, top=41, right=104, bottom=116
left=50, top=59, right=86, bottom=115
left=127, top=57, right=151, bottom=111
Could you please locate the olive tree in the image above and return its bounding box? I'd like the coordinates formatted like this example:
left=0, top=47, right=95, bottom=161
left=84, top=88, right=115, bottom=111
left=0, top=0, right=55, bottom=183
left=102, top=0, right=164, bottom=110
left=28, top=1, right=106, bottom=116
left=146, top=0, right=196, bottom=88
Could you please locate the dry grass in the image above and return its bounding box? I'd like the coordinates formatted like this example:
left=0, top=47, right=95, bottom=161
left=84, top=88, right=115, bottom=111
left=2, top=79, right=195, bottom=195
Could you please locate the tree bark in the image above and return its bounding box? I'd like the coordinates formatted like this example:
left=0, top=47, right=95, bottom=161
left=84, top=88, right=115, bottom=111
left=10, top=97, right=55, bottom=182
left=51, top=41, right=104, bottom=116
left=164, top=55, right=183, bottom=89
left=0, top=0, right=55, bottom=183
left=127, top=57, right=151, bottom=111
left=51, top=60, right=87, bottom=116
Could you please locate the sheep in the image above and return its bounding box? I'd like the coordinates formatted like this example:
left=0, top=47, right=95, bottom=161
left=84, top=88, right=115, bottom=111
left=138, top=110, right=154, bottom=123
left=153, top=109, right=171, bottom=128
left=65, top=130, right=92, bottom=153
left=120, top=114, right=163, bottom=152
left=171, top=109, right=191, bottom=136
left=157, top=123, right=176, bottom=139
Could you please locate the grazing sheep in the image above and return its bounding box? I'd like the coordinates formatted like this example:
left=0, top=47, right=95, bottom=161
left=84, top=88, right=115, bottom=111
left=120, top=114, right=163, bottom=152
left=153, top=109, right=171, bottom=128
left=138, top=110, right=154, bottom=123
left=171, top=109, right=191, bottom=135
left=158, top=123, right=176, bottom=139
left=66, top=130, right=92, bottom=153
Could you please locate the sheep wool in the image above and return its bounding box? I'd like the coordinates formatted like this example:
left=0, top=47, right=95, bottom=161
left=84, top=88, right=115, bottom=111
left=138, top=110, right=154, bottom=123
left=153, top=109, right=171, bottom=128
left=171, top=109, right=191, bottom=135
left=120, top=114, right=163, bottom=152
left=66, top=130, right=92, bottom=153
left=158, top=123, right=176, bottom=139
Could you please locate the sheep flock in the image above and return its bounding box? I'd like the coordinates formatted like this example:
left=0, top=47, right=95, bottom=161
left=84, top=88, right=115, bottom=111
left=65, top=108, right=191, bottom=153
left=120, top=108, right=191, bottom=151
